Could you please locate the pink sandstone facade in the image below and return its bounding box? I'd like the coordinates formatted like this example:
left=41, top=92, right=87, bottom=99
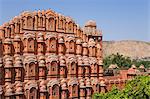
left=0, top=9, right=150, bottom=99
left=0, top=9, right=104, bottom=99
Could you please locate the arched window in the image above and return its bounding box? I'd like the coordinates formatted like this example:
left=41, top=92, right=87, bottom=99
left=59, top=20, right=63, bottom=29
left=5, top=45, right=11, bottom=54
left=50, top=38, right=57, bottom=53
left=51, top=61, right=58, bottom=74
left=72, top=84, right=78, bottom=97
left=27, top=16, right=33, bottom=29
left=28, top=38, right=34, bottom=52
left=29, top=62, right=36, bottom=77
left=68, top=22, right=73, bottom=32
left=52, top=84, right=60, bottom=98
left=29, top=87, right=37, bottom=99
left=38, top=17, right=43, bottom=27
left=71, top=62, right=76, bottom=74
left=69, top=40, right=75, bottom=53
left=49, top=18, right=55, bottom=31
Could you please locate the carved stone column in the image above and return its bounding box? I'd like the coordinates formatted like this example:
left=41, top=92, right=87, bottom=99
left=79, top=79, right=86, bottom=99
left=61, top=79, right=69, bottom=99
left=86, top=78, right=92, bottom=99
left=15, top=82, right=24, bottom=99
left=39, top=80, right=47, bottom=99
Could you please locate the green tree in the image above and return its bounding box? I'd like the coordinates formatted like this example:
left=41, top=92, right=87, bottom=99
left=93, top=76, right=150, bottom=99
left=103, top=53, right=132, bottom=69
left=132, top=60, right=150, bottom=68
left=103, top=53, right=150, bottom=69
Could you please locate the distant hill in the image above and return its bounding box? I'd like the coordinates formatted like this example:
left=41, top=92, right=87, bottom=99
left=102, top=40, right=150, bottom=60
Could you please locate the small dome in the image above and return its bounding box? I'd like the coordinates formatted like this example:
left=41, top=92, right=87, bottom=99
left=139, top=64, right=145, bottom=69
left=82, top=42, right=88, bottom=47
left=58, top=37, right=64, bottom=43
left=60, top=59, right=65, bottom=66
left=85, top=20, right=96, bottom=27
left=88, top=38, right=95, bottom=47
left=108, top=64, right=118, bottom=69
left=100, top=80, right=106, bottom=86
left=39, top=56, right=45, bottom=60
left=38, top=32, right=43, bottom=37
left=39, top=60, right=45, bottom=64
left=76, top=39, right=82, bottom=44
left=131, top=64, right=137, bottom=69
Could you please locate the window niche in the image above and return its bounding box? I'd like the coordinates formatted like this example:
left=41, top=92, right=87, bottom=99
left=28, top=38, right=34, bottom=52
left=29, top=87, right=37, bottom=99
left=72, top=84, right=78, bottom=97
left=51, top=84, right=60, bottom=98
left=49, top=38, right=57, bottom=53
left=29, top=62, right=36, bottom=76
left=27, top=16, right=33, bottom=29
left=69, top=40, right=75, bottom=54
left=68, top=22, right=73, bottom=33
left=59, top=20, right=63, bottom=29
left=49, top=18, right=55, bottom=31
left=50, top=61, right=58, bottom=75
left=71, top=62, right=76, bottom=75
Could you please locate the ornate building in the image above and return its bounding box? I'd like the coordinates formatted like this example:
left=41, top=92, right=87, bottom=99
left=0, top=9, right=104, bottom=99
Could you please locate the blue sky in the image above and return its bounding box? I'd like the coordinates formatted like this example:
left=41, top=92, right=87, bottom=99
left=0, top=0, right=149, bottom=41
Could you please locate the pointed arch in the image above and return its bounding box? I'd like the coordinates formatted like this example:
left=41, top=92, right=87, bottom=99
left=29, top=87, right=37, bottom=99
left=49, top=17, right=55, bottom=31
left=68, top=21, right=73, bottom=33
left=28, top=38, right=35, bottom=52
left=52, top=84, right=60, bottom=98
left=49, top=37, right=57, bottom=53
left=27, top=16, right=33, bottom=29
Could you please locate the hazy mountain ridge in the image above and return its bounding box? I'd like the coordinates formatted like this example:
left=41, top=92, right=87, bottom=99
left=103, top=40, right=150, bottom=60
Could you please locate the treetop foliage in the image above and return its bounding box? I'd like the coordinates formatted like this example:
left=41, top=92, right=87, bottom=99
left=93, top=76, right=150, bottom=99
left=103, top=53, right=150, bottom=69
